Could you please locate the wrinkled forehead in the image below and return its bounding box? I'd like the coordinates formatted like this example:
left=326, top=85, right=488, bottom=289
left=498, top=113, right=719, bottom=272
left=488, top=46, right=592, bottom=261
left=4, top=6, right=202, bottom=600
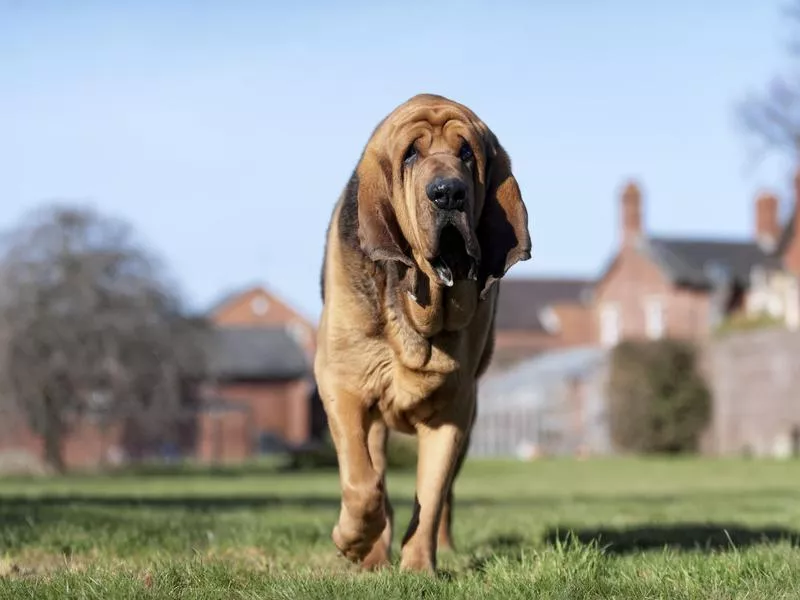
left=373, top=98, right=487, bottom=155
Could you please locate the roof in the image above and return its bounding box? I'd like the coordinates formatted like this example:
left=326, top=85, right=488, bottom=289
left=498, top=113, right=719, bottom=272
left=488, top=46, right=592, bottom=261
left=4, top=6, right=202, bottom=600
left=643, top=236, right=782, bottom=288
left=478, top=345, right=608, bottom=413
left=203, top=326, right=309, bottom=381
left=198, top=397, right=252, bottom=414
left=495, top=277, right=593, bottom=332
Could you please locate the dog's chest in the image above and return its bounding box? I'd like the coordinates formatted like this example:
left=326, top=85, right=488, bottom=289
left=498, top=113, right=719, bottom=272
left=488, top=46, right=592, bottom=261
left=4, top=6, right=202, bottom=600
left=373, top=326, right=471, bottom=430
left=377, top=368, right=463, bottom=432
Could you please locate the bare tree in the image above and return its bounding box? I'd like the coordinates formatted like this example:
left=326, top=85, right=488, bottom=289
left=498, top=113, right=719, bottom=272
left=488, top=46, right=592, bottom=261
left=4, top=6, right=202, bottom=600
left=0, top=202, right=208, bottom=472
left=737, top=2, right=800, bottom=164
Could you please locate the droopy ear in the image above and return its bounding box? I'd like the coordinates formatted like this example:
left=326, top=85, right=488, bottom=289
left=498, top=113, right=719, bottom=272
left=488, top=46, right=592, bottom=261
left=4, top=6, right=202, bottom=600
left=356, top=150, right=414, bottom=268
left=477, top=138, right=532, bottom=300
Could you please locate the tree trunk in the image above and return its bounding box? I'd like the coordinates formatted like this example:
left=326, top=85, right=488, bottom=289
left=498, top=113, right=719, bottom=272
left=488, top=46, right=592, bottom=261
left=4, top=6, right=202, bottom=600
left=42, top=394, right=66, bottom=474
left=43, top=426, right=65, bottom=474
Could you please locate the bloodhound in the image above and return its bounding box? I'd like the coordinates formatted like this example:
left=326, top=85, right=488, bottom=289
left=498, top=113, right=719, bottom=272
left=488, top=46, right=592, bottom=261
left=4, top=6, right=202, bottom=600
left=314, top=93, right=531, bottom=573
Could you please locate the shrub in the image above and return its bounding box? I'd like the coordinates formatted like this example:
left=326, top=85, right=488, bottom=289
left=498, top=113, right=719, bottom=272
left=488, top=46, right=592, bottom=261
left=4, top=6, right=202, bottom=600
left=714, top=311, right=783, bottom=337
left=386, top=431, right=418, bottom=470
left=607, top=338, right=712, bottom=454
left=284, top=435, right=339, bottom=471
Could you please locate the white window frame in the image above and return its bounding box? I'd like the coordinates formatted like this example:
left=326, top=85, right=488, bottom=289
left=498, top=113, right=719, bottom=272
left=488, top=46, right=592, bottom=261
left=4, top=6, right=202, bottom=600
left=750, top=265, right=767, bottom=289
left=538, top=306, right=562, bottom=335
left=287, top=320, right=310, bottom=346
left=251, top=295, right=270, bottom=316
left=644, top=296, right=665, bottom=340
left=599, top=302, right=620, bottom=347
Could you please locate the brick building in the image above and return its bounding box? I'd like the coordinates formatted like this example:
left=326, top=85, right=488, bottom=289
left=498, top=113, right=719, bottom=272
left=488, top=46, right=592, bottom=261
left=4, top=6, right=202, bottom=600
left=477, top=170, right=800, bottom=459
left=589, top=177, right=800, bottom=347
left=197, top=318, right=318, bottom=461
left=474, top=169, right=800, bottom=374
left=180, top=283, right=324, bottom=463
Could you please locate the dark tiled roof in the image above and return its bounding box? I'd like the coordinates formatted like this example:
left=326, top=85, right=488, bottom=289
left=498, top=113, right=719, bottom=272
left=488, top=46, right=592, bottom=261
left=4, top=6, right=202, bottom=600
left=199, top=397, right=252, bottom=414
left=495, top=277, right=593, bottom=332
left=203, top=326, right=309, bottom=381
left=643, top=236, right=782, bottom=288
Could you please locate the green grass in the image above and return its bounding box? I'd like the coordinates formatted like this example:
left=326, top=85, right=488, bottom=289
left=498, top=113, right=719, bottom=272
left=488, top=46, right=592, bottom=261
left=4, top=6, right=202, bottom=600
left=2, top=458, right=800, bottom=598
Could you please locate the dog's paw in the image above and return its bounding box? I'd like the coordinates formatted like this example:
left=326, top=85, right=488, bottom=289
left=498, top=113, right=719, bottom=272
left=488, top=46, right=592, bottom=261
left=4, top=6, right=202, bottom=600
left=360, top=536, right=391, bottom=571
left=399, top=549, right=436, bottom=574
left=333, top=476, right=387, bottom=562
left=332, top=503, right=386, bottom=563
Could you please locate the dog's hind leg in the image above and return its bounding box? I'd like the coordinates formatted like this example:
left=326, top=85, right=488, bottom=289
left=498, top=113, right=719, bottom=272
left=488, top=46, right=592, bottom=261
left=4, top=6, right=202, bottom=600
left=437, top=404, right=478, bottom=552
left=436, top=428, right=470, bottom=552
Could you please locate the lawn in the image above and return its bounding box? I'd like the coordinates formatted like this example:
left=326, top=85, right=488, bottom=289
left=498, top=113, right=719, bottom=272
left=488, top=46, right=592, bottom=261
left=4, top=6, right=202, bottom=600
left=2, top=458, right=800, bottom=599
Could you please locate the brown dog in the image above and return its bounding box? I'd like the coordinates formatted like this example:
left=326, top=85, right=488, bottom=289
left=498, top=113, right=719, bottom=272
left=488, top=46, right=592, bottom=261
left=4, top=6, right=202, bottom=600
left=314, top=93, right=531, bottom=573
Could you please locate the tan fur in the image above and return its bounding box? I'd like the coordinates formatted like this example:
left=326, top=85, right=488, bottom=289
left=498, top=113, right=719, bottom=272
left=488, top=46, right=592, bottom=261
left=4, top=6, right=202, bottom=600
left=315, top=93, right=531, bottom=573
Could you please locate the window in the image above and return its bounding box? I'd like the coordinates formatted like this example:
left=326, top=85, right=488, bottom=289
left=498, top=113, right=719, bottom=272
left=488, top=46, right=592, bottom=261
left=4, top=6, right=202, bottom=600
left=287, top=320, right=311, bottom=346
left=704, top=261, right=730, bottom=284
left=251, top=295, right=270, bottom=316
left=599, top=303, right=620, bottom=347
left=644, top=296, right=664, bottom=340
left=750, top=266, right=767, bottom=289
left=538, top=306, right=561, bottom=334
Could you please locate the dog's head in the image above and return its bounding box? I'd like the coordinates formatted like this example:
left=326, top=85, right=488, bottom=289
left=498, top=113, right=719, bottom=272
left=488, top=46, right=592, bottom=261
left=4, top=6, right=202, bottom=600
left=355, top=93, right=531, bottom=299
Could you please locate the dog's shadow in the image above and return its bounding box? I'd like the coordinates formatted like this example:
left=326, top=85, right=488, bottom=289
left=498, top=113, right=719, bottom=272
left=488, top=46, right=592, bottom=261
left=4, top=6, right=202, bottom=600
left=464, top=522, right=800, bottom=572
left=543, top=523, right=800, bottom=554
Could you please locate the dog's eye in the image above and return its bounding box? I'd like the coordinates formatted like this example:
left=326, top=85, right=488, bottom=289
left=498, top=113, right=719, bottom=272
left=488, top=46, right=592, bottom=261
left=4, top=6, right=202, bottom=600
left=459, top=142, right=474, bottom=162
left=403, top=143, right=418, bottom=165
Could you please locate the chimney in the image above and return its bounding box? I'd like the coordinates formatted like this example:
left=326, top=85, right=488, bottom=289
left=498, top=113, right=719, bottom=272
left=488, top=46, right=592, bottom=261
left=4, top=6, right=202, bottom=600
left=794, top=167, right=800, bottom=244
left=754, top=192, right=780, bottom=251
left=787, top=168, right=800, bottom=276
left=621, top=180, right=642, bottom=246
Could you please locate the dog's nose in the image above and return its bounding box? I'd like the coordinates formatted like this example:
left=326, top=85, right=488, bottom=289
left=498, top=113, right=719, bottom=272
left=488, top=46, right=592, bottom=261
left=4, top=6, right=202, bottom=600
left=426, top=177, right=466, bottom=211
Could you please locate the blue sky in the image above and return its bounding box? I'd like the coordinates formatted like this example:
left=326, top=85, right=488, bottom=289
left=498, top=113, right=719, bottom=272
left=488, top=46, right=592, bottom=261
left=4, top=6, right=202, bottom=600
left=0, top=0, right=794, bottom=321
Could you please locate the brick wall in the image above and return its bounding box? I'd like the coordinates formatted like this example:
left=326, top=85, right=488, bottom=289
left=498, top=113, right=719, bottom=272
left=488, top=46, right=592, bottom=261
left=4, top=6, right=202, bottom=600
left=63, top=420, right=124, bottom=468
left=0, top=412, right=41, bottom=460
left=210, top=378, right=313, bottom=447
left=594, top=247, right=711, bottom=343
left=552, top=303, right=596, bottom=346
left=0, top=412, right=124, bottom=470
left=782, top=174, right=800, bottom=276
left=704, top=327, right=800, bottom=457
left=196, top=409, right=251, bottom=464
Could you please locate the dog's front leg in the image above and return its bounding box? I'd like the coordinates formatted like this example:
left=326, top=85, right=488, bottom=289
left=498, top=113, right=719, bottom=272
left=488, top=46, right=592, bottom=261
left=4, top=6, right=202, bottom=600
left=360, top=417, right=394, bottom=570
left=325, top=393, right=386, bottom=564
left=400, top=391, right=475, bottom=573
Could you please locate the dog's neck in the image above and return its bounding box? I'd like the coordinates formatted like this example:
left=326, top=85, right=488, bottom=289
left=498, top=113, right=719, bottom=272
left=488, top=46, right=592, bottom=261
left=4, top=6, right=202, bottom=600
left=377, top=262, right=478, bottom=371
left=397, top=262, right=479, bottom=332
